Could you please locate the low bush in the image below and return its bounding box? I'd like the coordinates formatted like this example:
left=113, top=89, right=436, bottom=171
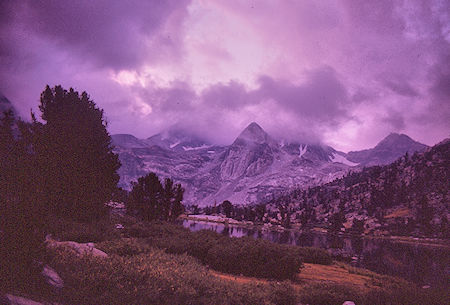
left=97, top=238, right=153, bottom=257
left=143, top=226, right=302, bottom=280
left=48, top=245, right=299, bottom=305
left=118, top=220, right=336, bottom=280
left=297, top=247, right=333, bottom=265
left=206, top=236, right=303, bottom=280
left=121, top=219, right=332, bottom=270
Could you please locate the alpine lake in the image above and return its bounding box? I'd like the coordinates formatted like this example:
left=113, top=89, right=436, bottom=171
left=180, top=219, right=450, bottom=289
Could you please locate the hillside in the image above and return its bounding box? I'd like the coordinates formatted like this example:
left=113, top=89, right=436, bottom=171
left=262, top=139, right=449, bottom=237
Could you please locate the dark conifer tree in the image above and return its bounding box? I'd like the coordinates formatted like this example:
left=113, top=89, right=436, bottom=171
left=221, top=200, right=233, bottom=218
left=0, top=111, right=45, bottom=291
left=170, top=183, right=185, bottom=221
left=328, top=203, right=346, bottom=234
left=128, top=173, right=163, bottom=220
left=417, top=195, right=434, bottom=236
left=127, top=173, right=184, bottom=221
left=36, top=85, right=120, bottom=220
left=162, top=178, right=184, bottom=221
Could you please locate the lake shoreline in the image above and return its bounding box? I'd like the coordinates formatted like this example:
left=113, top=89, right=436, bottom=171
left=180, top=214, right=450, bottom=248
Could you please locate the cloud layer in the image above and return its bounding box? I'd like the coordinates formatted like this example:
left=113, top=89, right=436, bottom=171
left=0, top=0, right=448, bottom=151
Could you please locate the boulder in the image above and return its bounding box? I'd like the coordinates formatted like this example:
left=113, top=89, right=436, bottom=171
left=42, top=265, right=64, bottom=289
left=46, top=238, right=107, bottom=258
left=5, top=294, right=43, bottom=305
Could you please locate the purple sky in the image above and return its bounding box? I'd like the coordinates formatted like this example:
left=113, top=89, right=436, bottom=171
left=1, top=0, right=449, bottom=151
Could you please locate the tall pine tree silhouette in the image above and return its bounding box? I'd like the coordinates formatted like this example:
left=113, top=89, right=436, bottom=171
left=37, top=85, right=120, bottom=220
left=0, top=110, right=46, bottom=291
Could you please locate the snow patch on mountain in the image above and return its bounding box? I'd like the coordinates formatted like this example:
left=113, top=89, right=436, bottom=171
left=169, top=141, right=181, bottom=148
left=183, top=144, right=211, bottom=151
left=299, top=144, right=307, bottom=157
left=331, top=153, right=359, bottom=166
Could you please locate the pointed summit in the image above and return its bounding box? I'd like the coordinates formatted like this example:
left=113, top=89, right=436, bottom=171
left=347, top=132, right=428, bottom=166
left=375, top=133, right=427, bottom=151
left=236, top=122, right=270, bottom=144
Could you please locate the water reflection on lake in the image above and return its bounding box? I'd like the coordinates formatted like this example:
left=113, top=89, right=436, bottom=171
left=181, top=219, right=450, bottom=288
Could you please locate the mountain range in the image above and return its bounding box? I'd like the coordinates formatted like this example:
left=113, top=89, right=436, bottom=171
left=264, top=138, right=449, bottom=236
left=112, top=122, right=428, bottom=206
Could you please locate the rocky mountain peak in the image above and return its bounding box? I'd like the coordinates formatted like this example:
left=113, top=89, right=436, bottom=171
left=374, top=133, right=428, bottom=154
left=377, top=133, right=417, bottom=148
left=347, top=132, right=428, bottom=166
left=111, top=134, right=148, bottom=148
left=235, top=122, right=271, bottom=145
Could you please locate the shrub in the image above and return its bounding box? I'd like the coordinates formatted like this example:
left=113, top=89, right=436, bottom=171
left=97, top=238, right=153, bottom=257
left=297, top=247, right=333, bottom=265
left=269, top=282, right=298, bottom=305
left=144, top=227, right=303, bottom=280
left=206, top=237, right=303, bottom=280
left=119, top=220, right=333, bottom=280
left=48, top=245, right=299, bottom=305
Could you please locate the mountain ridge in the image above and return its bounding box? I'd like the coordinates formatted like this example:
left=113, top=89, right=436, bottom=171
left=347, top=132, right=428, bottom=166
left=112, top=122, right=429, bottom=206
left=262, top=138, right=449, bottom=237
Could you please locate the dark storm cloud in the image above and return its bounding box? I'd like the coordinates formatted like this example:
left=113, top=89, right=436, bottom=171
left=141, top=81, right=196, bottom=113
left=343, top=0, right=404, bottom=35
left=424, top=53, right=450, bottom=128
left=1, top=0, right=190, bottom=70
left=197, top=66, right=350, bottom=123
left=138, top=66, right=353, bottom=144
left=383, top=79, right=419, bottom=97
left=382, top=111, right=406, bottom=131
left=201, top=81, right=250, bottom=110
left=0, top=0, right=448, bottom=151
left=255, top=67, right=350, bottom=125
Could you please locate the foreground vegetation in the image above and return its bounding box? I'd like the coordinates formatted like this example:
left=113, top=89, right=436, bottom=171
left=5, top=215, right=444, bottom=305
left=48, top=246, right=297, bottom=305
left=116, top=220, right=309, bottom=280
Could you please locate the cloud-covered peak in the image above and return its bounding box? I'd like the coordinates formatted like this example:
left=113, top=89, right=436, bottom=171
left=376, top=133, right=427, bottom=151
left=236, top=122, right=269, bottom=144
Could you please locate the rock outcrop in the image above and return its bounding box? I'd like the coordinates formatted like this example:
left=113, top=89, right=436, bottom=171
left=46, top=238, right=107, bottom=258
